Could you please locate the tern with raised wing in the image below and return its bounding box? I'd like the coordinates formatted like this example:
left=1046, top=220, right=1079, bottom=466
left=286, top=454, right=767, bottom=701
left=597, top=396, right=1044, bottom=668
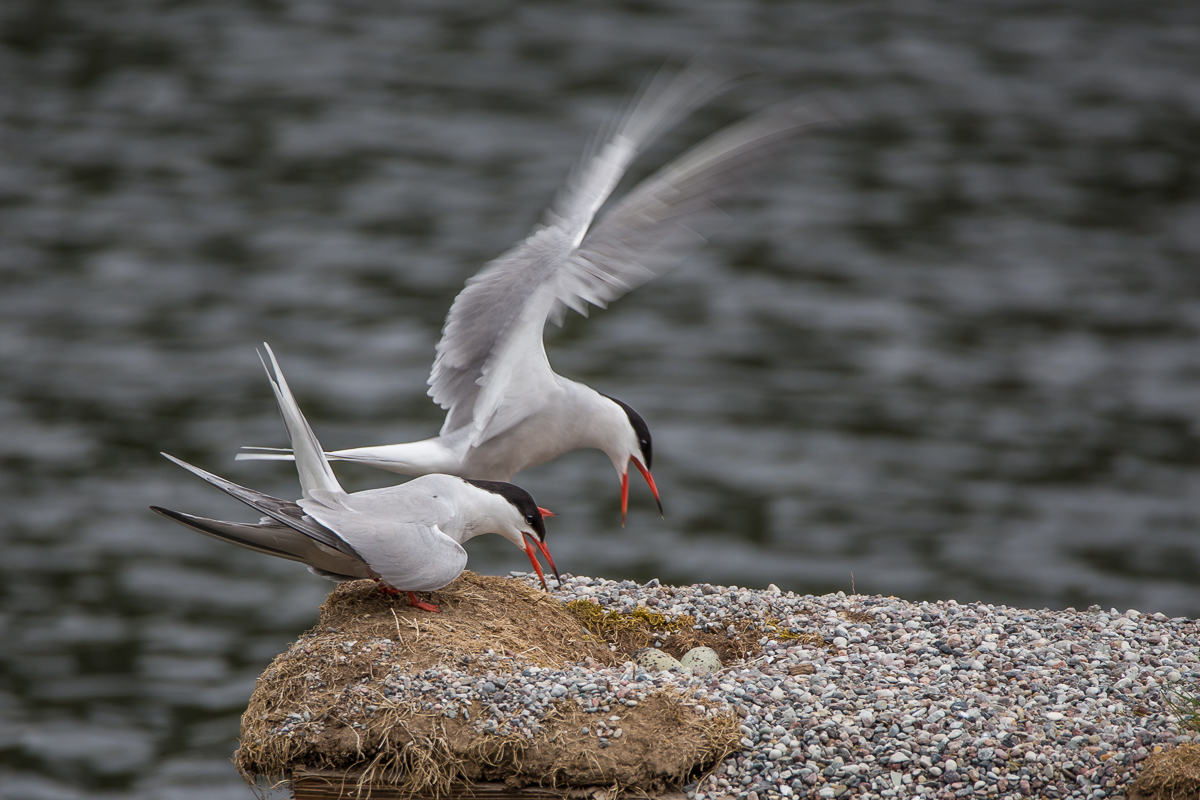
left=239, top=60, right=840, bottom=523
left=153, top=344, right=557, bottom=612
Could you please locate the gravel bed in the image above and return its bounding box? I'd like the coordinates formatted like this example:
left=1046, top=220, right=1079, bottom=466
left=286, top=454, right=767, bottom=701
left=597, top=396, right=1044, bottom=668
left=295, top=573, right=1200, bottom=799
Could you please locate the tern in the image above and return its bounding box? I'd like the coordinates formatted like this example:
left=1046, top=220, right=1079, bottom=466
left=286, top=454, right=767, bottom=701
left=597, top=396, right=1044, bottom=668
left=152, top=344, right=558, bottom=612
left=239, top=59, right=840, bottom=523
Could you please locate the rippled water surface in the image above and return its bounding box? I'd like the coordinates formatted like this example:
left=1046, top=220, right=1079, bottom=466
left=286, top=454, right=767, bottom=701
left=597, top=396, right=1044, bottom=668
left=2, top=1, right=1200, bottom=796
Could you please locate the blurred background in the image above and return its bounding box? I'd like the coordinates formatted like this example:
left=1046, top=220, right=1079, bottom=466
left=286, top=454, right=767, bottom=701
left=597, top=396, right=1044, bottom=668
left=2, top=0, right=1199, bottom=797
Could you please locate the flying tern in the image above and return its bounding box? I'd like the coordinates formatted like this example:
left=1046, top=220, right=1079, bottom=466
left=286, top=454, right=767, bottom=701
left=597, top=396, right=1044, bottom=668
left=153, top=344, right=558, bottom=612
left=239, top=60, right=840, bottom=523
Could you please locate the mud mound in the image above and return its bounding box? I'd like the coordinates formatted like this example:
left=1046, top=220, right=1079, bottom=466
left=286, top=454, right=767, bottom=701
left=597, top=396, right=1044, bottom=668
left=235, top=573, right=738, bottom=798
left=1129, top=743, right=1200, bottom=800
left=309, top=572, right=616, bottom=671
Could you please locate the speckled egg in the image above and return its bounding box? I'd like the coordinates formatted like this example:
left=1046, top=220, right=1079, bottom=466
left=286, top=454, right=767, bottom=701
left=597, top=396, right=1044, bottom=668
left=680, top=646, right=722, bottom=677
left=633, top=647, right=690, bottom=675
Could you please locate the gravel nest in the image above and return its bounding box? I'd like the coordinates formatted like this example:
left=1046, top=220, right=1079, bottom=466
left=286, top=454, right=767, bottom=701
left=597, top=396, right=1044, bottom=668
left=283, top=572, right=1200, bottom=800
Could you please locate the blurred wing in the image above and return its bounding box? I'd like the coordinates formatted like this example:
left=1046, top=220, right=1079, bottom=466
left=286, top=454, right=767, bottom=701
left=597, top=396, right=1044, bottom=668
left=553, top=96, right=842, bottom=326
left=428, top=59, right=735, bottom=447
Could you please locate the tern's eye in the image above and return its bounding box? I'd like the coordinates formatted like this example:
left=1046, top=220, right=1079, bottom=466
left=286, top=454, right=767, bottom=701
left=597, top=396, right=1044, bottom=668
left=525, top=514, right=536, bottom=524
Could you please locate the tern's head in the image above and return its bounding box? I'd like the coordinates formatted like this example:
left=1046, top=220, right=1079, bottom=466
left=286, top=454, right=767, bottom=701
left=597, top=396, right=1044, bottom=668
left=463, top=479, right=559, bottom=589
left=599, top=395, right=662, bottom=526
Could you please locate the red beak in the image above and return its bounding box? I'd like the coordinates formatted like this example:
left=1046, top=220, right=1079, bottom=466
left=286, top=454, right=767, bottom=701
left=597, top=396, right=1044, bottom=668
left=620, top=470, right=629, bottom=527
left=522, top=532, right=561, bottom=589
left=520, top=533, right=547, bottom=589
left=632, top=458, right=663, bottom=517
left=537, top=506, right=556, bottom=518
left=622, top=458, right=663, bottom=526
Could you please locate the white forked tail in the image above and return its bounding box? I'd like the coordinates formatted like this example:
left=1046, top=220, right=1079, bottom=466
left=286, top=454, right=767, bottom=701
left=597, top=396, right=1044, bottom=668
left=236, top=447, right=297, bottom=462
left=258, top=344, right=345, bottom=499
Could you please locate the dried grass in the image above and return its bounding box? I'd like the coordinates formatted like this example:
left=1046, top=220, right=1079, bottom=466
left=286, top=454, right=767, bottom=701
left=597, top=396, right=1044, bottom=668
left=560, top=599, right=827, bottom=663
left=235, top=573, right=741, bottom=798
left=1129, top=744, right=1200, bottom=800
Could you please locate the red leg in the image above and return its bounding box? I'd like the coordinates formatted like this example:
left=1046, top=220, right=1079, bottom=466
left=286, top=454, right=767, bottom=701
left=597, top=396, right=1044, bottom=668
left=374, top=579, right=438, bottom=611
left=406, top=591, right=440, bottom=613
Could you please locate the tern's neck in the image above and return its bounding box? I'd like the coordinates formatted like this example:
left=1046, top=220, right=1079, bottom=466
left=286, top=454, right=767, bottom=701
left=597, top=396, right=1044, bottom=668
left=436, top=481, right=513, bottom=545
left=563, top=382, right=634, bottom=472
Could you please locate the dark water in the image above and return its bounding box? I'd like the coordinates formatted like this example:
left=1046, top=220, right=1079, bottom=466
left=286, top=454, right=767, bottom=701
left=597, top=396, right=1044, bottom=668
left=3, top=0, right=1200, bottom=796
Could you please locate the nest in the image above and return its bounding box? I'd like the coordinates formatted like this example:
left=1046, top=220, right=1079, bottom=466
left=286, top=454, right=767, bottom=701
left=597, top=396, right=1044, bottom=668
left=235, top=573, right=741, bottom=798
left=1129, top=744, right=1200, bottom=800
left=563, top=600, right=758, bottom=663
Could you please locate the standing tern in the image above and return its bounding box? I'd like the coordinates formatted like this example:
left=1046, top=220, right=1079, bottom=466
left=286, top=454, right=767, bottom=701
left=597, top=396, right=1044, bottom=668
left=152, top=344, right=558, bottom=611
left=238, top=60, right=841, bottom=523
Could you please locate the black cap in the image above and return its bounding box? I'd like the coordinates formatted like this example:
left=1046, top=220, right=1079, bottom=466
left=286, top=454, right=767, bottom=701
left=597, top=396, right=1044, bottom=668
left=464, top=479, right=547, bottom=541
left=601, top=394, right=652, bottom=469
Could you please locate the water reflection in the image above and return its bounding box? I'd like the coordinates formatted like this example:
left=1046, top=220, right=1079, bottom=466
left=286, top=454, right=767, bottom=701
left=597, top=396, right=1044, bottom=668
left=2, top=0, right=1199, bottom=796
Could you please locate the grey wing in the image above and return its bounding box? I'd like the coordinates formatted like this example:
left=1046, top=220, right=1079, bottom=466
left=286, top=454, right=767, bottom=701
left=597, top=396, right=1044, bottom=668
left=550, top=95, right=844, bottom=326
left=427, top=231, right=571, bottom=441
left=370, top=524, right=467, bottom=593
left=335, top=476, right=453, bottom=521
left=160, top=452, right=363, bottom=561
left=428, top=59, right=736, bottom=446
left=299, top=497, right=468, bottom=593
left=149, top=507, right=370, bottom=581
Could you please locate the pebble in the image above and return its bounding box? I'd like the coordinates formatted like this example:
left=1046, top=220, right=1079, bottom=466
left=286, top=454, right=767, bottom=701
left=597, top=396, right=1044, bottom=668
left=272, top=574, right=1200, bottom=799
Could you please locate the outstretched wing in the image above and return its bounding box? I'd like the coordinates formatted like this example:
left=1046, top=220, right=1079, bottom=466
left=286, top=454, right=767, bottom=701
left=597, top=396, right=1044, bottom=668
left=428, top=62, right=842, bottom=449
left=427, top=58, right=736, bottom=447
left=555, top=95, right=842, bottom=323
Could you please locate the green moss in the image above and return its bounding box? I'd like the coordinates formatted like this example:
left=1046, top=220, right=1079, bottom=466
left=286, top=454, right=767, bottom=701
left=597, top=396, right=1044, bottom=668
left=564, top=599, right=695, bottom=640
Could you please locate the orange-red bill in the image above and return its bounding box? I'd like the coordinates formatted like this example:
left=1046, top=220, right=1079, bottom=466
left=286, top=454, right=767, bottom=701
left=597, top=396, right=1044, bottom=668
left=532, top=535, right=560, bottom=584
left=520, top=533, right=548, bottom=589
left=632, top=458, right=663, bottom=516
left=537, top=506, right=556, bottom=518
left=620, top=470, right=630, bottom=526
